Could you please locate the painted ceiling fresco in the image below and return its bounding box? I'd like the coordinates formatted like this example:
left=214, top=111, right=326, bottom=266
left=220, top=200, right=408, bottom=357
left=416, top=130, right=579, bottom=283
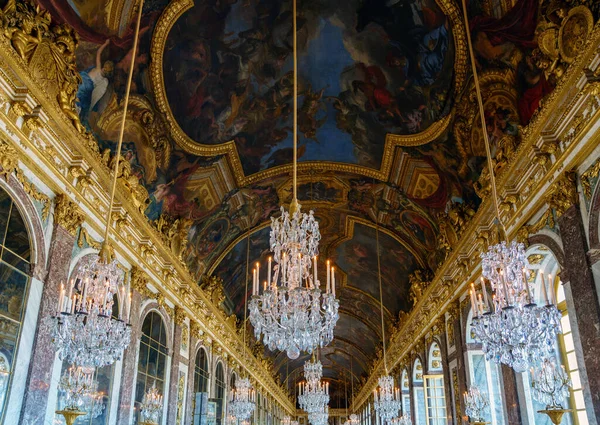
left=32, top=0, right=594, bottom=408
left=163, top=0, right=456, bottom=174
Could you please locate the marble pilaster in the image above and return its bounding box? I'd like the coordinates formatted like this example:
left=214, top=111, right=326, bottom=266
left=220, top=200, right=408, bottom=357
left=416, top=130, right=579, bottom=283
left=20, top=201, right=81, bottom=422
left=558, top=204, right=600, bottom=423
left=500, top=365, right=522, bottom=425
left=167, top=321, right=183, bottom=424
left=116, top=289, right=143, bottom=425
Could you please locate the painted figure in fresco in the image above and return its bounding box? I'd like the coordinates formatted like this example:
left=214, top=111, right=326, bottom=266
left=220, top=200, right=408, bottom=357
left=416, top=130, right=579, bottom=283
left=76, top=39, right=113, bottom=126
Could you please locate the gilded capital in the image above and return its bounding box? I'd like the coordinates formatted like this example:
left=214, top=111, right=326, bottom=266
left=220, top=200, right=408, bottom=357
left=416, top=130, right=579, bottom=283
left=546, top=171, right=578, bottom=217
left=131, top=266, right=151, bottom=298
left=0, top=139, right=18, bottom=179
left=174, top=305, right=187, bottom=327
left=53, top=194, right=84, bottom=236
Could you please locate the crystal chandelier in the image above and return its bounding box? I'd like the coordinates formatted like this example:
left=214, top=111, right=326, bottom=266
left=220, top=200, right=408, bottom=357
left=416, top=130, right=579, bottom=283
left=390, top=415, right=411, bottom=425
left=344, top=413, right=360, bottom=425
left=464, top=386, right=489, bottom=423
left=470, top=252, right=561, bottom=372
left=49, top=255, right=132, bottom=368
left=373, top=223, right=401, bottom=423
left=298, top=359, right=329, bottom=414
left=461, top=0, right=561, bottom=373
left=374, top=376, right=401, bottom=424
left=531, top=359, right=572, bottom=410
left=229, top=378, right=256, bottom=421
left=229, top=235, right=256, bottom=422
left=47, top=0, right=145, bottom=370
left=248, top=0, right=338, bottom=360
left=58, top=365, right=96, bottom=411
left=140, top=382, right=163, bottom=424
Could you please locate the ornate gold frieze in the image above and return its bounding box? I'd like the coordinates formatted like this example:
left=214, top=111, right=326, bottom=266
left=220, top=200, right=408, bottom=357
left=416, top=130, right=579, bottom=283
left=581, top=156, right=600, bottom=198
left=0, top=137, right=18, bottom=179
left=199, top=275, right=226, bottom=311
left=53, top=193, right=84, bottom=236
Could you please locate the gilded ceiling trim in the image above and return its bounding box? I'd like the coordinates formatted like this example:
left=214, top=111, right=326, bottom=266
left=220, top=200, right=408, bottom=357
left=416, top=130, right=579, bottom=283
left=149, top=0, right=465, bottom=188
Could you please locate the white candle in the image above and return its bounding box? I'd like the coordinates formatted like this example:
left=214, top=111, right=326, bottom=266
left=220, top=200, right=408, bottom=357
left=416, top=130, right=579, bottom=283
left=548, top=274, right=556, bottom=305
left=478, top=294, right=484, bottom=315
left=326, top=260, right=330, bottom=293
left=540, top=272, right=549, bottom=305
left=268, top=257, right=272, bottom=288
left=71, top=295, right=76, bottom=314
left=313, top=256, right=317, bottom=287
left=332, top=267, right=336, bottom=297
left=127, top=291, right=132, bottom=322
left=523, top=268, right=533, bottom=304
left=58, top=282, right=64, bottom=314
left=469, top=288, right=476, bottom=316
left=480, top=277, right=488, bottom=308
left=67, top=279, right=73, bottom=306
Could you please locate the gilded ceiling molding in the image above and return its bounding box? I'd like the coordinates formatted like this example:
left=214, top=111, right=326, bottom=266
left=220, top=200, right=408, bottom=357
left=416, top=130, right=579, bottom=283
left=149, top=0, right=466, bottom=188
left=546, top=171, right=579, bottom=217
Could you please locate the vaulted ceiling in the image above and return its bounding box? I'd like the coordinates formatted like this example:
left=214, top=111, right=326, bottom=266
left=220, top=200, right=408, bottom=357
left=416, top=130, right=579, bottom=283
left=35, top=0, right=570, bottom=409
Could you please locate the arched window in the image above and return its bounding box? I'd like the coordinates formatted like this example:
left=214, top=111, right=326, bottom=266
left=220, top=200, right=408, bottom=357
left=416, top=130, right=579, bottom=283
left=413, top=359, right=426, bottom=425
left=400, top=369, right=411, bottom=417
left=135, top=311, right=168, bottom=424
left=215, top=362, right=226, bottom=425
left=424, top=343, right=446, bottom=425
left=193, top=347, right=209, bottom=424
left=465, top=308, right=505, bottom=425
left=0, top=186, right=32, bottom=420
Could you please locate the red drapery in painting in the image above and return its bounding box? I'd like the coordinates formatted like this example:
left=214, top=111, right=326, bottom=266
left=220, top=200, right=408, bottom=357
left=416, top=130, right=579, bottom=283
left=35, top=0, right=151, bottom=49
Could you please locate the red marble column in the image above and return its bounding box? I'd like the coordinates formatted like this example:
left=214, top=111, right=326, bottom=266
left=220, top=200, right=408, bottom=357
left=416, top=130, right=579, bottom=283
left=116, top=289, right=143, bottom=425
left=500, top=365, right=522, bottom=425
left=20, top=195, right=83, bottom=423
left=558, top=204, right=600, bottom=422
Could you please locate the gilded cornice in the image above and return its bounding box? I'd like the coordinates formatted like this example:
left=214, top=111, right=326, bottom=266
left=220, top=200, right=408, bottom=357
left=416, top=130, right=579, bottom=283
left=352, top=23, right=600, bottom=411
left=148, top=0, right=466, bottom=187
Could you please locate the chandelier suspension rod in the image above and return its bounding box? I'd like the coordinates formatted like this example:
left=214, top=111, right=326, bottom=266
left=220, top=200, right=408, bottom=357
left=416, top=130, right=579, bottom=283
left=460, top=0, right=506, bottom=239
left=102, top=0, right=145, bottom=251
left=243, top=231, right=250, bottom=376
left=350, top=356, right=354, bottom=411
left=375, top=217, right=388, bottom=374
left=292, top=0, right=298, bottom=204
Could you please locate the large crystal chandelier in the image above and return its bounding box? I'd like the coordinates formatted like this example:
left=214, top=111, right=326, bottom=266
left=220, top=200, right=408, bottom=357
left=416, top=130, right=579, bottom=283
left=49, top=255, right=132, bottom=368
left=460, top=0, right=561, bottom=373
left=248, top=0, right=338, bottom=360
left=228, top=378, right=256, bottom=421
left=373, top=223, right=401, bottom=423
left=230, top=235, right=256, bottom=422
left=298, top=359, right=329, bottom=415
left=47, top=0, right=146, bottom=370
left=470, top=246, right=561, bottom=372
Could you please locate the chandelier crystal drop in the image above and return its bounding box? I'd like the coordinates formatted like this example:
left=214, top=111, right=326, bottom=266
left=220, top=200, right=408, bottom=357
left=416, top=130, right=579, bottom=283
left=283, top=416, right=299, bottom=425
left=140, top=382, right=163, bottom=424
left=298, top=359, right=330, bottom=414
left=471, top=241, right=562, bottom=372
left=464, top=386, right=489, bottom=423
left=373, top=375, right=401, bottom=424
left=48, top=254, right=132, bottom=368
left=531, top=359, right=572, bottom=409
left=228, top=378, right=256, bottom=421
left=390, top=415, right=412, bottom=425
left=308, top=406, right=329, bottom=425
left=343, top=413, right=360, bottom=425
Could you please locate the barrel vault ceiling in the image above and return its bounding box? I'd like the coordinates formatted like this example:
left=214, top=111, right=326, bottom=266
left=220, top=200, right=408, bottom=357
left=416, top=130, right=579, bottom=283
left=34, top=0, right=576, bottom=408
